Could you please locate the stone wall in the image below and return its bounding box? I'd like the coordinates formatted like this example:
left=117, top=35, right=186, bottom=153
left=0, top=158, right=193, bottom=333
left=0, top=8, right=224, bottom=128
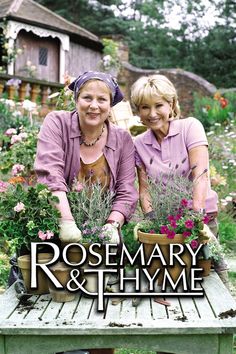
left=118, top=62, right=217, bottom=118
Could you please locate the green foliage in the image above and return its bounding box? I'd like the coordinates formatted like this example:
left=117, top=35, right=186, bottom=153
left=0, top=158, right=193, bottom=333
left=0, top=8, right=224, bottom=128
left=0, top=183, right=61, bottom=249
left=219, top=212, right=236, bottom=243
left=38, top=0, right=236, bottom=88
left=0, top=100, right=30, bottom=136
left=0, top=127, right=38, bottom=177
left=192, top=91, right=236, bottom=131
left=121, top=221, right=139, bottom=255
left=68, top=181, right=114, bottom=243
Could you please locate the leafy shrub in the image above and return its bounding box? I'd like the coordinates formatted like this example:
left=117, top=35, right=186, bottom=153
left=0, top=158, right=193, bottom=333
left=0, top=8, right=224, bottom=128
left=192, top=91, right=236, bottom=131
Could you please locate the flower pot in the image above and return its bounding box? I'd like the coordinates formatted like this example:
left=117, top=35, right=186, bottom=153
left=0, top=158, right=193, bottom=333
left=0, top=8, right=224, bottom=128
left=81, top=265, right=109, bottom=294
left=197, top=258, right=212, bottom=277
left=137, top=231, right=192, bottom=286
left=17, top=253, right=54, bottom=295
left=47, top=262, right=76, bottom=302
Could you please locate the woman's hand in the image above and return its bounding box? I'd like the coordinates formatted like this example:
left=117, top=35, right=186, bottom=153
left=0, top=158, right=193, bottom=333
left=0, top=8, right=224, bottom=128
left=59, top=220, right=82, bottom=242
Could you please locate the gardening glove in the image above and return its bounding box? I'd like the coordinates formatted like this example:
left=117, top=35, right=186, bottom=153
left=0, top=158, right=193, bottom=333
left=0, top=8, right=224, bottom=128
left=101, top=223, right=120, bottom=244
left=133, top=220, right=152, bottom=241
left=199, top=224, right=216, bottom=243
left=59, top=220, right=82, bottom=242
left=144, top=211, right=156, bottom=220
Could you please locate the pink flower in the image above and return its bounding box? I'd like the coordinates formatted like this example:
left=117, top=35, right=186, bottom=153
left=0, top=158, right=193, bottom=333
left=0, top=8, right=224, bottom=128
left=11, top=164, right=25, bottom=176
left=46, top=230, right=54, bottom=239
left=203, top=215, right=210, bottom=224
left=76, top=182, right=84, bottom=192
left=0, top=180, right=9, bottom=192
left=175, top=213, right=182, bottom=220
left=11, top=134, right=22, bottom=145
left=167, top=230, right=176, bottom=239
left=38, top=230, right=54, bottom=240
left=183, top=231, right=191, bottom=238
left=5, top=128, right=17, bottom=136
left=184, top=219, right=194, bottom=229
left=190, top=240, right=199, bottom=249
left=160, top=225, right=169, bottom=234
left=148, top=229, right=156, bottom=234
left=170, top=220, right=177, bottom=228
left=38, top=231, right=47, bottom=240
left=18, top=132, right=28, bottom=140
left=181, top=199, right=188, bottom=208
left=13, top=202, right=25, bottom=212
left=167, top=215, right=175, bottom=222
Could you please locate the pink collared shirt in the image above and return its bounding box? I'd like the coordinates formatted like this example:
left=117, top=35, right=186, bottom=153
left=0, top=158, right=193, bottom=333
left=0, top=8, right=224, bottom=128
left=34, top=110, right=138, bottom=221
left=135, top=117, right=218, bottom=213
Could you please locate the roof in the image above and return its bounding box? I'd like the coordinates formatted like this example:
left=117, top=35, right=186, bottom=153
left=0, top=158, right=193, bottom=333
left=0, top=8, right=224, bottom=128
left=0, top=0, right=102, bottom=48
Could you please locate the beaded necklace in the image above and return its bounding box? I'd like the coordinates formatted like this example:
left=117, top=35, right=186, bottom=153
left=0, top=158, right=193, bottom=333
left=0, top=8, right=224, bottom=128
left=80, top=123, right=105, bottom=147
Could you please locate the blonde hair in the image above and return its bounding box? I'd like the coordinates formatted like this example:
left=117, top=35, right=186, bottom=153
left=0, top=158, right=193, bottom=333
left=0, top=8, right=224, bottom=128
left=131, top=74, right=181, bottom=120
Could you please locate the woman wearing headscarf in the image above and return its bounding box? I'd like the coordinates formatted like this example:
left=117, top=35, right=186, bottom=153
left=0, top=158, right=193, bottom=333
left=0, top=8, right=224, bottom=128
left=34, top=71, right=138, bottom=245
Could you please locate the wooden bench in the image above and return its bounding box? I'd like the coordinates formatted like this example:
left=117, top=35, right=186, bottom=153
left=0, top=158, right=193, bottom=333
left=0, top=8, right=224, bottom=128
left=0, top=271, right=236, bottom=354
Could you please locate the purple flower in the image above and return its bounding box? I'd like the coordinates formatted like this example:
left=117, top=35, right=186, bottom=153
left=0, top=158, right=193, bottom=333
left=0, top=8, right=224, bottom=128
left=184, top=220, right=195, bottom=229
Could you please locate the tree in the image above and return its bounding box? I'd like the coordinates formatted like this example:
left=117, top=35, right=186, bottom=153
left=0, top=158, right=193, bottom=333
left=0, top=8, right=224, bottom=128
left=38, top=0, right=236, bottom=88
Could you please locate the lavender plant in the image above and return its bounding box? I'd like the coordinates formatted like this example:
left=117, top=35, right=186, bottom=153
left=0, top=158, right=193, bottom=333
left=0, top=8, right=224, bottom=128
left=68, top=180, right=115, bottom=243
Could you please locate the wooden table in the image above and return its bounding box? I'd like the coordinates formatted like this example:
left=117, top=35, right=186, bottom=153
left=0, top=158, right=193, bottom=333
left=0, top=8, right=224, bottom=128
left=1, top=271, right=236, bottom=354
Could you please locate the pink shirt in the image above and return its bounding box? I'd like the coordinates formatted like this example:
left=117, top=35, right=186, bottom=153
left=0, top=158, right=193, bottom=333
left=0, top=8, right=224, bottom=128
left=34, top=110, right=138, bottom=221
left=135, top=117, right=218, bottom=213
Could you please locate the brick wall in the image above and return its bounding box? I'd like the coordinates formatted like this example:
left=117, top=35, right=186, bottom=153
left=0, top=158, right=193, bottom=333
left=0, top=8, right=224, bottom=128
left=118, top=62, right=217, bottom=118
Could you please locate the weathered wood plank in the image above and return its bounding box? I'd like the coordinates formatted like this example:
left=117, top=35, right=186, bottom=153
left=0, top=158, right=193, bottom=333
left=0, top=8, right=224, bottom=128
left=166, top=296, right=182, bottom=320
left=135, top=297, right=153, bottom=321
left=151, top=297, right=169, bottom=320
left=72, top=295, right=93, bottom=321
left=202, top=272, right=236, bottom=316
left=0, top=286, right=21, bottom=319
left=193, top=294, right=216, bottom=320
left=56, top=295, right=80, bottom=320
left=179, top=297, right=200, bottom=321
left=8, top=295, right=39, bottom=321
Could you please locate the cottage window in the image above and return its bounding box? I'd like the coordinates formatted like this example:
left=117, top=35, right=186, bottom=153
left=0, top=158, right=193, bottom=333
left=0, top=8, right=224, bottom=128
left=39, top=47, right=48, bottom=66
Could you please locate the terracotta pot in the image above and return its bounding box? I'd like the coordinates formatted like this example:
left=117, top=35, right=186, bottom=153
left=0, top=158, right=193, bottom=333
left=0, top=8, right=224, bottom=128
left=47, top=262, right=76, bottom=302
left=17, top=253, right=54, bottom=294
left=138, top=231, right=192, bottom=285
left=197, top=258, right=212, bottom=277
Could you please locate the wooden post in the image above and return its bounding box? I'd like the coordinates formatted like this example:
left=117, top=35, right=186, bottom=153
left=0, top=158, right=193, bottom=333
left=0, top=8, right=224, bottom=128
left=30, top=84, right=41, bottom=102
left=18, top=82, right=27, bottom=102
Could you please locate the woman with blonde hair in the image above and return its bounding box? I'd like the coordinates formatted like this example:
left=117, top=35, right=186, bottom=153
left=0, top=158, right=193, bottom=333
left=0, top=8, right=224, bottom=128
left=131, top=74, right=228, bottom=293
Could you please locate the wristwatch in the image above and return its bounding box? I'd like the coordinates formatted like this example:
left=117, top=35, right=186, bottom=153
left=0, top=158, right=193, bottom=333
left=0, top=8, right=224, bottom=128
left=106, top=220, right=121, bottom=229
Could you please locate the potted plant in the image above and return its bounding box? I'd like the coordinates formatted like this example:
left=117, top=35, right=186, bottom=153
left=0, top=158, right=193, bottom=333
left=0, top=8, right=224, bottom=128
left=65, top=180, right=115, bottom=293
left=0, top=180, right=61, bottom=294
left=134, top=168, right=210, bottom=284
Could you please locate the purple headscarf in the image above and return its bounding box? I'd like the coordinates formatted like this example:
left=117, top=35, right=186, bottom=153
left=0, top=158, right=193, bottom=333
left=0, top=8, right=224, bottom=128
left=68, top=71, right=124, bottom=106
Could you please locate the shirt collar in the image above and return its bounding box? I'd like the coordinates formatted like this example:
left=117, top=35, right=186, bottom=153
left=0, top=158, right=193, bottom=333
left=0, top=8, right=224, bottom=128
left=143, top=120, right=181, bottom=145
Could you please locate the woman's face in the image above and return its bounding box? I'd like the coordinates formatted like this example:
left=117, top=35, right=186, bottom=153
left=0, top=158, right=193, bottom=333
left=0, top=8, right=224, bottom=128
left=76, top=80, right=111, bottom=127
left=138, top=96, right=172, bottom=134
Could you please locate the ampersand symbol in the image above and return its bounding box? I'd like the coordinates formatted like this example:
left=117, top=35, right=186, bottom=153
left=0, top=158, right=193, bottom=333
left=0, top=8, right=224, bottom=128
left=67, top=269, right=86, bottom=291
